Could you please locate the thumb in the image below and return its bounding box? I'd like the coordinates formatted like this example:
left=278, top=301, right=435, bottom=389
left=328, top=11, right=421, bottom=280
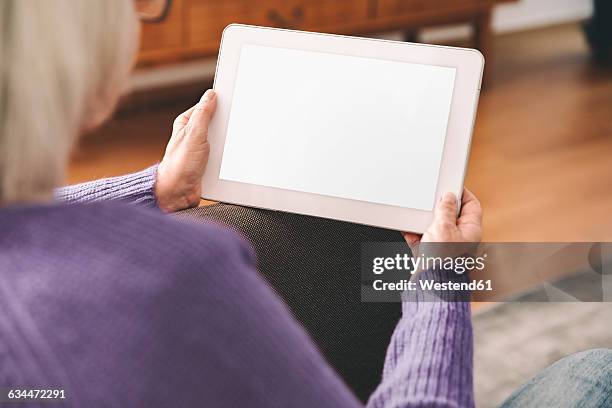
left=433, top=192, right=458, bottom=226
left=187, top=89, right=217, bottom=132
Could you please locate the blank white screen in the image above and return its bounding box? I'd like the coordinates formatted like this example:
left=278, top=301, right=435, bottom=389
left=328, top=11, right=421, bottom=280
left=219, top=44, right=456, bottom=211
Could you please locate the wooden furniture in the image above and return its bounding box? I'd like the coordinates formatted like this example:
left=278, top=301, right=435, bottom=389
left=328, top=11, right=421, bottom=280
left=138, top=0, right=515, bottom=84
left=80, top=25, right=612, bottom=242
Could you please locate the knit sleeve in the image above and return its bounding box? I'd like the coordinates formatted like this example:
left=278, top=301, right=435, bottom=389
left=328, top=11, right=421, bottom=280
left=54, top=165, right=158, bottom=208
left=366, top=269, right=474, bottom=408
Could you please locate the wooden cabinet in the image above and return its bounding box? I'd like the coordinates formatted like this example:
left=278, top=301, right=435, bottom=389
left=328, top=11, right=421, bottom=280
left=139, top=0, right=185, bottom=57
left=187, top=0, right=369, bottom=50
left=137, top=0, right=372, bottom=65
left=137, top=0, right=515, bottom=84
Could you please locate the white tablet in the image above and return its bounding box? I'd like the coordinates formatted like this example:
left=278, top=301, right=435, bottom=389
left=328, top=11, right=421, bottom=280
left=202, top=24, right=483, bottom=233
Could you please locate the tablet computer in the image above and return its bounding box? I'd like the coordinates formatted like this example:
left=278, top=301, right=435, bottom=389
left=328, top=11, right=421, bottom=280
left=202, top=24, right=483, bottom=233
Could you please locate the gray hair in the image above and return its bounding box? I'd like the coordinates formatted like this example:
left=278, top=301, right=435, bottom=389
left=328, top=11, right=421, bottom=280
left=0, top=0, right=138, bottom=203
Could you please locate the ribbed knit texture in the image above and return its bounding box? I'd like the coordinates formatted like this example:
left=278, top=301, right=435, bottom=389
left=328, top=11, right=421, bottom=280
left=54, top=165, right=158, bottom=207
left=0, top=167, right=474, bottom=407
left=369, top=271, right=474, bottom=408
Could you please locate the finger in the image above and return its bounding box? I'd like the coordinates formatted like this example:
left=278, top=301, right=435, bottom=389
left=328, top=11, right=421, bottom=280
left=433, top=192, right=458, bottom=226
left=402, top=232, right=421, bottom=245
left=187, top=89, right=217, bottom=132
left=173, top=105, right=196, bottom=131
left=458, top=188, right=482, bottom=225
left=461, top=188, right=477, bottom=205
left=402, top=232, right=421, bottom=255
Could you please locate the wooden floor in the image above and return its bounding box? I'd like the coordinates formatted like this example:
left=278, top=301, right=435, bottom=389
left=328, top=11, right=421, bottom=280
left=70, top=23, right=612, bottom=242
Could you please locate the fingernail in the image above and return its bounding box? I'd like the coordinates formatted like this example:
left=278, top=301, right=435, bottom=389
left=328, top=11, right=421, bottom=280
left=442, top=192, right=456, bottom=203
left=201, top=89, right=215, bottom=102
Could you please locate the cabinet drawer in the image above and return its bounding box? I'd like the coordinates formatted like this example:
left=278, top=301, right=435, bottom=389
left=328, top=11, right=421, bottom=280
left=377, top=0, right=428, bottom=15
left=139, top=0, right=184, bottom=52
left=188, top=0, right=369, bottom=48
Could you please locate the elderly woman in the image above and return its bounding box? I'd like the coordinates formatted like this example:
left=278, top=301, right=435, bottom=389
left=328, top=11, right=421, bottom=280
left=1, top=1, right=610, bottom=407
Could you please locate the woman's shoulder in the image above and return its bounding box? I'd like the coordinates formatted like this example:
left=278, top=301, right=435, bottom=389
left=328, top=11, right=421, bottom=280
left=98, top=202, right=255, bottom=263
left=1, top=201, right=259, bottom=324
left=0, top=202, right=268, bottom=405
left=1, top=201, right=255, bottom=271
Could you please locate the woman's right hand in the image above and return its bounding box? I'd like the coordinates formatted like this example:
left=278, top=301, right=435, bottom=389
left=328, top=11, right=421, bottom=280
left=155, top=90, right=217, bottom=213
left=403, top=189, right=483, bottom=247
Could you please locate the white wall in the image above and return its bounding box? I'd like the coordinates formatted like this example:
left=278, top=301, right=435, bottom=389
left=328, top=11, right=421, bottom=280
left=493, top=0, right=592, bottom=32
left=129, top=0, right=594, bottom=91
left=421, top=0, right=593, bottom=42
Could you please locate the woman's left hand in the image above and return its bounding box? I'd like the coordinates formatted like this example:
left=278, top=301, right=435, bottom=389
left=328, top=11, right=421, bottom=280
left=155, top=90, right=217, bottom=212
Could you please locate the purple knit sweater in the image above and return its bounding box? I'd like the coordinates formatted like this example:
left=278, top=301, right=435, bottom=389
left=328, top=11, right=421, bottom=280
left=0, top=166, right=473, bottom=407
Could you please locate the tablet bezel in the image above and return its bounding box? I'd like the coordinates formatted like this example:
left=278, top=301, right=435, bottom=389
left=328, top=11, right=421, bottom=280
left=202, top=24, right=483, bottom=233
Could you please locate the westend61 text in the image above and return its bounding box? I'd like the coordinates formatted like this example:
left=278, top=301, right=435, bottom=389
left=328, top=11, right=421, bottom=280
left=372, top=279, right=493, bottom=292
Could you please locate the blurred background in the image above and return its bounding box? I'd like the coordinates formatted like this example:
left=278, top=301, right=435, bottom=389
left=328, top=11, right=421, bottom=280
left=73, top=0, right=612, bottom=242
left=69, top=1, right=611, bottom=406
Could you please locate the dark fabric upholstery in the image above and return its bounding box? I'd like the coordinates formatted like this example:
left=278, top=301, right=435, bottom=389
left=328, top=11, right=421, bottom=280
left=176, top=204, right=403, bottom=401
